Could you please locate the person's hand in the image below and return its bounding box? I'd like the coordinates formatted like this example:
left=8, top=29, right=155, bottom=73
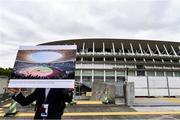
left=8, top=88, right=20, bottom=94
left=75, top=80, right=80, bottom=88
left=68, top=81, right=80, bottom=92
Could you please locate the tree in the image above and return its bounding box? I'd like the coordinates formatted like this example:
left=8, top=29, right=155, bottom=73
left=0, top=67, right=13, bottom=78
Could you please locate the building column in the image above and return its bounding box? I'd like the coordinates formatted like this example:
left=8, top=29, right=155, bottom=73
left=80, top=57, right=83, bottom=83
left=145, top=71, right=150, bottom=96
left=104, top=57, right=106, bottom=82
left=80, top=69, right=83, bottom=83
left=165, top=71, right=170, bottom=97
left=92, top=57, right=94, bottom=83
left=92, top=69, right=94, bottom=83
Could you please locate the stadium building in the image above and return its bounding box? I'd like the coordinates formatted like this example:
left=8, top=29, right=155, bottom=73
left=42, top=38, right=180, bottom=97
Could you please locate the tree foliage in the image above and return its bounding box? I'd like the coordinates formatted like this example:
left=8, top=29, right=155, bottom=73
left=0, top=67, right=13, bottom=77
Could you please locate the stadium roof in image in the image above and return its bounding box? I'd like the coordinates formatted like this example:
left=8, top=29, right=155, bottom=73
left=41, top=38, right=180, bottom=97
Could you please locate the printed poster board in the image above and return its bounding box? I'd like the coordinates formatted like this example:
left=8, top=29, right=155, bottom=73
left=8, top=45, right=77, bottom=88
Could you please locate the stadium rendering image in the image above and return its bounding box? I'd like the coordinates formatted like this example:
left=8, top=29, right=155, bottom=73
left=42, top=38, right=180, bottom=97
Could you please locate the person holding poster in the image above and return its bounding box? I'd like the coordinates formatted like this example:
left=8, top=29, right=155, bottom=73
left=9, top=88, right=73, bottom=119
left=8, top=45, right=77, bottom=119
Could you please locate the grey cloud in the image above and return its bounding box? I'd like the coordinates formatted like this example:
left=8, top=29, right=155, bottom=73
left=1, top=0, right=180, bottom=68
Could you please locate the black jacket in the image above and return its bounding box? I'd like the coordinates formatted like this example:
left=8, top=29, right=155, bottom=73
left=12, top=88, right=73, bottom=119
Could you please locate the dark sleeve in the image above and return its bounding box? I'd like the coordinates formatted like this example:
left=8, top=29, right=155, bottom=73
left=12, top=89, right=38, bottom=106
left=63, top=89, right=73, bottom=103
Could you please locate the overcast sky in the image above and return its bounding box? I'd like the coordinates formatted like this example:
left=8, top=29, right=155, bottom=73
left=0, top=0, right=180, bottom=68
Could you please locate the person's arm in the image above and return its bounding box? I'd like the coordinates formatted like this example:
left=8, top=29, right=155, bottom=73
left=12, top=89, right=38, bottom=106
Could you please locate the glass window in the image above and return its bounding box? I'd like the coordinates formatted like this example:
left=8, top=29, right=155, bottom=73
left=82, top=76, right=92, bottom=83
left=82, top=70, right=92, bottom=76
left=75, top=70, right=80, bottom=76
left=94, top=57, right=103, bottom=61
left=106, top=76, right=115, bottom=83
left=117, top=71, right=125, bottom=76
left=94, top=70, right=104, bottom=76
left=106, top=71, right=115, bottom=76
left=128, top=71, right=135, bottom=76
left=166, top=71, right=173, bottom=76
left=94, top=76, right=104, bottom=82
left=147, top=71, right=155, bottom=76
left=83, top=57, right=92, bottom=61
left=175, top=71, right=180, bottom=77
left=137, top=71, right=145, bottom=76
left=156, top=71, right=164, bottom=76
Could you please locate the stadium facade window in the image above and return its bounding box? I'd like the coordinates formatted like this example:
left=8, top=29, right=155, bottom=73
left=83, top=57, right=92, bottom=61
left=75, top=70, right=80, bottom=76
left=82, top=70, right=92, bottom=76
left=172, top=59, right=179, bottom=63
left=106, top=71, right=115, bottom=76
left=95, top=48, right=103, bottom=52
left=105, top=48, right=112, bottom=52
left=146, top=58, right=153, bottom=62
left=88, top=48, right=93, bottom=52
left=136, top=58, right=144, bottom=62
left=177, top=50, right=180, bottom=55
left=147, top=71, right=155, bottom=76
left=152, top=49, right=159, bottom=55
left=155, top=59, right=162, bottom=63
left=128, top=71, right=135, bottom=76
left=94, top=76, right=104, bottom=82
left=168, top=50, right=174, bottom=55
left=94, top=70, right=104, bottom=76
left=77, top=57, right=81, bottom=61
left=106, top=76, right=115, bottom=83
left=94, top=57, right=103, bottom=61
left=117, top=71, right=125, bottom=76
left=164, top=59, right=170, bottom=62
left=175, top=71, right=180, bottom=77
left=137, top=71, right=145, bottom=76
left=82, top=76, right=92, bottom=82
left=137, top=65, right=145, bottom=69
left=116, top=58, right=124, bottom=62
left=126, top=58, right=134, bottom=62
left=105, top=57, right=114, bottom=61
left=166, top=71, right=173, bottom=76
left=115, top=49, right=121, bottom=53
left=156, top=71, right=164, bottom=76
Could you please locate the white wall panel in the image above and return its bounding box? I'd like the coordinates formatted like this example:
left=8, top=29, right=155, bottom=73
left=135, top=89, right=148, bottom=96
left=128, top=76, right=147, bottom=88
left=168, top=77, right=180, bottom=88
left=148, top=77, right=167, bottom=88
left=149, top=89, right=168, bottom=96
left=169, top=89, right=180, bottom=96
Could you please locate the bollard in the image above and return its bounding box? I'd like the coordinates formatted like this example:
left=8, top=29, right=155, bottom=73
left=124, top=82, right=135, bottom=106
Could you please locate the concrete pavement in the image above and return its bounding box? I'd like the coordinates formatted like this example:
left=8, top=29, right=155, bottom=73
left=0, top=97, right=180, bottom=119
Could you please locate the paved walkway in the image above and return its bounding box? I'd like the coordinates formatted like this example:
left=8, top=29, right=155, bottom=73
left=1, top=97, right=180, bottom=119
